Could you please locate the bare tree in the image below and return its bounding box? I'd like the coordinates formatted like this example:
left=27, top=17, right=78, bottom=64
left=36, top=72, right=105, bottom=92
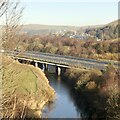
left=0, top=0, right=24, bottom=118
left=1, top=0, right=24, bottom=50
left=0, top=0, right=8, bottom=18
left=0, top=0, right=8, bottom=47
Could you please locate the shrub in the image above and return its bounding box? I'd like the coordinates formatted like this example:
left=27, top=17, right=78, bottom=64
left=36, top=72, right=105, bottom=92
left=85, top=81, right=97, bottom=90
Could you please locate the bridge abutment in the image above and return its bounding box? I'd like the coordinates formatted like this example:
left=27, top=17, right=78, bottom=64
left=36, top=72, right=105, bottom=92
left=14, top=58, right=18, bottom=62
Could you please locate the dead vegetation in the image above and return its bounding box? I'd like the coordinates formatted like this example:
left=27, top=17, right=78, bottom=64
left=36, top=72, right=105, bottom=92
left=1, top=55, right=54, bottom=118
left=63, top=66, right=120, bottom=119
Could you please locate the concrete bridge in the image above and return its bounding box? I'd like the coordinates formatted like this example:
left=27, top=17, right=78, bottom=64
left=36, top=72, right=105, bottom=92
left=6, top=51, right=119, bottom=75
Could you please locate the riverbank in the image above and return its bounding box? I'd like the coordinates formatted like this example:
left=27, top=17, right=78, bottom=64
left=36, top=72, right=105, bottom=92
left=62, top=67, right=119, bottom=120
left=1, top=55, right=55, bottom=118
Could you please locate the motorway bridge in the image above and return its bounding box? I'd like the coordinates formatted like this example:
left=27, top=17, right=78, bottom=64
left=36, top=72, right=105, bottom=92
left=6, top=51, right=119, bottom=75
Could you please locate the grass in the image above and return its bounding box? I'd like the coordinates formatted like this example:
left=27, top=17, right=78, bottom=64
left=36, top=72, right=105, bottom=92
left=2, top=56, right=38, bottom=95
left=1, top=55, right=54, bottom=118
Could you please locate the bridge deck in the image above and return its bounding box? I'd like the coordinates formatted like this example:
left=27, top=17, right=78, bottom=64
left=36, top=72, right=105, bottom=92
left=6, top=51, right=119, bottom=70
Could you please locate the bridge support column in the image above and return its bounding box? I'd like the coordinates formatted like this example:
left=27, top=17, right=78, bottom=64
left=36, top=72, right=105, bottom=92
left=35, top=62, right=38, bottom=67
left=42, top=64, right=45, bottom=71
left=16, top=59, right=18, bottom=62
left=57, top=66, right=61, bottom=76
left=45, top=64, right=48, bottom=70
left=15, top=58, right=18, bottom=62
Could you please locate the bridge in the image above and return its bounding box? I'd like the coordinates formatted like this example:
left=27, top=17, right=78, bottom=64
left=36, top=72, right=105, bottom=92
left=5, top=50, right=119, bottom=75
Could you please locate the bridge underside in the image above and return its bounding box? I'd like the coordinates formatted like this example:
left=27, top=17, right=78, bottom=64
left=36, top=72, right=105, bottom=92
left=13, top=57, right=68, bottom=76
left=11, top=56, right=93, bottom=70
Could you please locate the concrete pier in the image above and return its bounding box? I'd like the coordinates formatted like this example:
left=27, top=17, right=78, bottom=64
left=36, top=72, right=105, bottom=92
left=42, top=64, right=45, bottom=71
left=35, top=62, right=38, bottom=67
left=57, top=67, right=61, bottom=76
left=45, top=64, right=48, bottom=70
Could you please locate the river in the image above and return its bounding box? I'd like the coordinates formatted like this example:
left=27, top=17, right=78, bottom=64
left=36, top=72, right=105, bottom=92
left=42, top=72, right=88, bottom=118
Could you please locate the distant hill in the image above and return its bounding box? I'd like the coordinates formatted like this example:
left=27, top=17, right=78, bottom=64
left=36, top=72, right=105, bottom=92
left=1, top=20, right=119, bottom=40
left=21, top=24, right=79, bottom=35
left=21, top=24, right=103, bottom=35
left=107, top=19, right=119, bottom=26
left=21, top=20, right=119, bottom=40
left=85, top=20, right=119, bottom=40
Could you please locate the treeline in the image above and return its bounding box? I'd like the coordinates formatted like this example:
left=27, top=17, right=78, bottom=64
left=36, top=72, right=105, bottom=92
left=15, top=34, right=120, bottom=61
left=63, top=65, right=120, bottom=120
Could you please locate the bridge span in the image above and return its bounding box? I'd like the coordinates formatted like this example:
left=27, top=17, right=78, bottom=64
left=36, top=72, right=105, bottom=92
left=5, top=51, right=119, bottom=75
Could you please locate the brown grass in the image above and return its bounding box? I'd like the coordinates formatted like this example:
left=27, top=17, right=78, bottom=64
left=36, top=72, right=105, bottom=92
left=1, top=55, right=54, bottom=118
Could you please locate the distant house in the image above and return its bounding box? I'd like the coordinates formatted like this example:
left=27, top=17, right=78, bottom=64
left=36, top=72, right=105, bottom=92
left=97, top=38, right=101, bottom=41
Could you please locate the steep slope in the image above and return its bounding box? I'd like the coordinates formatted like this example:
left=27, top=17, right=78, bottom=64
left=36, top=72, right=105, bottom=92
left=1, top=55, right=54, bottom=118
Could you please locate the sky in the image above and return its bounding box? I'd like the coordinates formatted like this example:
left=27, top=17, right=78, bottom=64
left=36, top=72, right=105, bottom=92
left=7, top=0, right=120, bottom=26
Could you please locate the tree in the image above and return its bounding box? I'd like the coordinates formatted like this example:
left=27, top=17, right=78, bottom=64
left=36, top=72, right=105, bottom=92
left=1, top=0, right=24, bottom=50
left=103, top=66, right=120, bottom=120
left=0, top=0, right=24, bottom=118
left=0, top=0, right=8, bottom=17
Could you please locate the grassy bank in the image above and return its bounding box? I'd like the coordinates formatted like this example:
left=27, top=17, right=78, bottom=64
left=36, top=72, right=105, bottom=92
left=1, top=55, right=54, bottom=118
left=63, top=66, right=120, bottom=120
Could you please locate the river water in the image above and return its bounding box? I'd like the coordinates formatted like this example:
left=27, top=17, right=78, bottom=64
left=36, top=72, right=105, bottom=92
left=42, top=72, right=87, bottom=118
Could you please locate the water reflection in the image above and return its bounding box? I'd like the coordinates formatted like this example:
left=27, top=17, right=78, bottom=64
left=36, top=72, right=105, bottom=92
left=42, top=72, right=87, bottom=118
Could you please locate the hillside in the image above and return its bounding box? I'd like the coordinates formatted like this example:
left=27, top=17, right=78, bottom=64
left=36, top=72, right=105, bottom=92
left=1, top=55, right=54, bottom=118
left=21, top=24, right=103, bottom=35
left=21, top=20, right=119, bottom=40
left=85, top=19, right=119, bottom=40
left=21, top=24, right=79, bottom=35
left=107, top=19, right=119, bottom=26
